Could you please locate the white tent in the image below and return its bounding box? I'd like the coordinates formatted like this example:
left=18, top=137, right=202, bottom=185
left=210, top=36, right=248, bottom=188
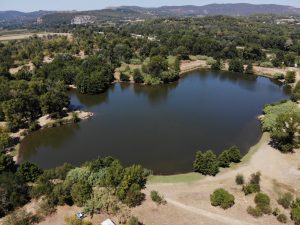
left=101, top=219, right=116, bottom=225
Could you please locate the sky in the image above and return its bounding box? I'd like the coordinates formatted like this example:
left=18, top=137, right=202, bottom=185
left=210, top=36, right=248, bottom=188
left=1, top=0, right=300, bottom=12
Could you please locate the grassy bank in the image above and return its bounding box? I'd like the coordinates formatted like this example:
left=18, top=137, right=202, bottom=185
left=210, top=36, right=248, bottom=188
left=149, top=132, right=270, bottom=184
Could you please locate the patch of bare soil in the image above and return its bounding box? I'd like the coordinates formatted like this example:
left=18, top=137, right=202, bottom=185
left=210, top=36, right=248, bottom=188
left=133, top=135, right=300, bottom=225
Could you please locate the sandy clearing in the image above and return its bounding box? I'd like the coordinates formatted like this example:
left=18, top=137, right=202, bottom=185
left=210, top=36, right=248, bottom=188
left=0, top=32, right=71, bottom=42
left=133, top=133, right=300, bottom=225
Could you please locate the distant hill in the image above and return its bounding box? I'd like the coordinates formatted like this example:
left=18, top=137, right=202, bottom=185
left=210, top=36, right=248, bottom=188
left=0, top=10, right=53, bottom=26
left=1, top=4, right=300, bottom=27
left=120, top=4, right=300, bottom=16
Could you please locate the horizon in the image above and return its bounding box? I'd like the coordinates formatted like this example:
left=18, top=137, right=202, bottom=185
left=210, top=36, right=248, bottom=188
left=1, top=1, right=300, bottom=12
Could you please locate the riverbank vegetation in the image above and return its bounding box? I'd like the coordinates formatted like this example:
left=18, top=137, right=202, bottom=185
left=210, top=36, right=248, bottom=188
left=0, top=155, right=149, bottom=224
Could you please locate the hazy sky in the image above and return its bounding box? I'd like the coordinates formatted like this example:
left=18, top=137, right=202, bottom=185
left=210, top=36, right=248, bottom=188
left=1, top=0, right=300, bottom=12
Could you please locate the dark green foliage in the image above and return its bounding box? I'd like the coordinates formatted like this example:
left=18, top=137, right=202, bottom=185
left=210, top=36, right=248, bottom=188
left=0, top=130, right=10, bottom=152
left=147, top=56, right=168, bottom=77
left=218, top=150, right=231, bottom=168
left=277, top=214, right=287, bottom=223
left=218, top=146, right=241, bottom=168
left=291, top=206, right=300, bottom=225
left=211, top=60, right=222, bottom=70
left=247, top=206, right=263, bottom=217
left=127, top=217, right=142, bottom=225
left=0, top=152, right=15, bottom=174
left=210, top=188, right=235, bottom=209
left=124, top=184, right=145, bottom=207
left=150, top=190, right=165, bottom=205
left=270, top=112, right=300, bottom=153
left=0, top=172, right=29, bottom=217
left=235, top=174, right=244, bottom=185
left=285, top=71, right=296, bottom=84
left=229, top=59, right=244, bottom=73
left=120, top=72, right=130, bottom=82
left=193, top=150, right=219, bottom=176
left=70, top=181, right=92, bottom=206
left=277, top=192, right=293, bottom=209
left=133, top=69, right=144, bottom=83
left=16, top=162, right=43, bottom=183
left=242, top=172, right=261, bottom=195
left=292, top=81, right=300, bottom=102
left=254, top=193, right=271, bottom=214
left=245, top=63, right=254, bottom=74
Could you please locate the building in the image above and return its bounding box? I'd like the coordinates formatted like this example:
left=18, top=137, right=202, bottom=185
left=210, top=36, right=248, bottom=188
left=101, top=219, right=116, bottom=225
left=71, top=15, right=95, bottom=25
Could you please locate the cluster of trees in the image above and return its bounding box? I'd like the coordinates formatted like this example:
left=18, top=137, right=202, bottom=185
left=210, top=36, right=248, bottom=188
left=261, top=101, right=300, bottom=153
left=0, top=151, right=42, bottom=217
left=193, top=146, right=241, bottom=176
left=29, top=157, right=149, bottom=222
left=0, top=155, right=149, bottom=225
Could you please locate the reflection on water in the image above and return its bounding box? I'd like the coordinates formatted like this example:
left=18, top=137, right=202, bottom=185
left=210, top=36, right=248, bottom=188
left=20, top=70, right=290, bottom=174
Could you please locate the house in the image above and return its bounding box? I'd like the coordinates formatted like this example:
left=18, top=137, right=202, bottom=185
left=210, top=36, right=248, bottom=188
left=101, top=219, right=116, bottom=225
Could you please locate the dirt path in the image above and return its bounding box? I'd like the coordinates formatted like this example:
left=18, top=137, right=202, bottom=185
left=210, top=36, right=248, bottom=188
left=133, top=133, right=299, bottom=225
left=166, top=198, right=254, bottom=225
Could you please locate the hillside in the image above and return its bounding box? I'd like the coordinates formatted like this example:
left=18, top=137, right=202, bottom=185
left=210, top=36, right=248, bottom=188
left=1, top=3, right=300, bottom=27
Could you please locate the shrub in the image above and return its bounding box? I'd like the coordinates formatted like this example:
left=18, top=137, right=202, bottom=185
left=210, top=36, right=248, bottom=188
left=277, top=214, right=287, bottom=223
left=207, top=57, right=217, bottom=65
left=229, top=59, right=244, bottom=73
left=2, top=209, right=39, bottom=225
left=245, top=63, right=254, bottom=74
left=278, top=192, right=293, bottom=209
left=259, top=61, right=274, bottom=68
left=247, top=206, right=263, bottom=217
left=64, top=216, right=93, bottom=225
left=133, top=69, right=144, bottom=84
left=242, top=183, right=260, bottom=195
left=193, top=150, right=219, bottom=176
left=285, top=71, right=296, bottom=84
left=28, top=121, right=41, bottom=131
left=17, top=161, right=43, bottom=182
left=120, top=72, right=130, bottom=82
left=218, top=150, right=231, bottom=168
left=127, top=216, right=142, bottom=225
left=235, top=174, right=244, bottom=185
left=70, top=181, right=92, bottom=206
left=226, top=146, right=241, bottom=163
left=292, top=81, right=300, bottom=102
left=273, top=207, right=280, bottom=216
left=254, top=193, right=271, bottom=214
left=250, top=172, right=261, bottom=185
left=210, top=188, right=235, bottom=209
left=273, top=73, right=285, bottom=80
left=150, top=190, right=166, bottom=205
left=291, top=206, right=300, bottom=225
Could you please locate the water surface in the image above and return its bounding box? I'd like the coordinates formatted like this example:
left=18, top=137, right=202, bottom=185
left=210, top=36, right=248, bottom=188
left=19, top=70, right=290, bottom=174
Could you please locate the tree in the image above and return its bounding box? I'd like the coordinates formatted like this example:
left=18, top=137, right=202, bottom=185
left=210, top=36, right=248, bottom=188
left=17, top=162, right=43, bottom=183
left=133, top=69, right=144, bottom=84
left=270, top=112, right=300, bottom=152
left=285, top=71, right=296, bottom=84
left=218, top=150, right=231, bottom=168
left=0, top=129, right=10, bottom=151
left=210, top=188, right=235, bottom=209
left=0, top=152, right=15, bottom=174
left=226, top=146, right=241, bottom=163
left=70, top=181, right=92, bottom=206
left=245, top=63, right=254, bottom=74
left=193, top=150, right=219, bottom=176
left=147, top=56, right=168, bottom=77
left=229, top=59, right=244, bottom=73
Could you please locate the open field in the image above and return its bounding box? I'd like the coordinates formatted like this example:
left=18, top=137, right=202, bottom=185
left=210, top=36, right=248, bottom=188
left=0, top=32, right=71, bottom=42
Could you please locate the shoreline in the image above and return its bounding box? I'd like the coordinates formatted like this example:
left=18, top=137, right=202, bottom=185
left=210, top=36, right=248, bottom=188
left=5, top=110, right=94, bottom=163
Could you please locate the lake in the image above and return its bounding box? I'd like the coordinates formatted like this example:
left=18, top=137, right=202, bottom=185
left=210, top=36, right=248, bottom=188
left=19, top=70, right=290, bottom=174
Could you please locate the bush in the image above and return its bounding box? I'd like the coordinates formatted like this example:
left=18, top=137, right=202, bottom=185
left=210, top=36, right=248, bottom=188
left=247, top=206, right=263, bottom=217
left=64, top=216, right=93, bottom=225
left=133, top=69, right=144, bottom=84
left=17, top=161, right=43, bottom=182
left=235, top=174, right=244, bottom=185
left=242, top=183, right=260, bottom=195
left=291, top=206, right=300, bottom=225
left=292, top=81, right=300, bottom=102
left=120, top=72, right=130, bottom=82
left=226, top=146, right=241, bottom=163
left=3, top=209, right=39, bottom=225
left=250, top=172, right=261, bottom=185
left=254, top=193, right=271, bottom=214
left=28, top=121, right=41, bottom=132
left=245, top=63, right=254, bottom=74
left=210, top=188, right=235, bottom=209
left=273, top=73, right=285, bottom=80
left=259, top=61, right=274, bottom=68
left=150, top=190, right=166, bottom=205
left=273, top=207, right=280, bottom=216
left=277, top=192, right=293, bottom=209
left=277, top=213, right=287, bottom=223
left=70, top=181, right=92, bottom=206
left=193, top=150, right=219, bottom=176
left=127, top=216, right=142, bottom=225
left=285, top=71, right=296, bottom=84
left=229, top=59, right=244, bottom=73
